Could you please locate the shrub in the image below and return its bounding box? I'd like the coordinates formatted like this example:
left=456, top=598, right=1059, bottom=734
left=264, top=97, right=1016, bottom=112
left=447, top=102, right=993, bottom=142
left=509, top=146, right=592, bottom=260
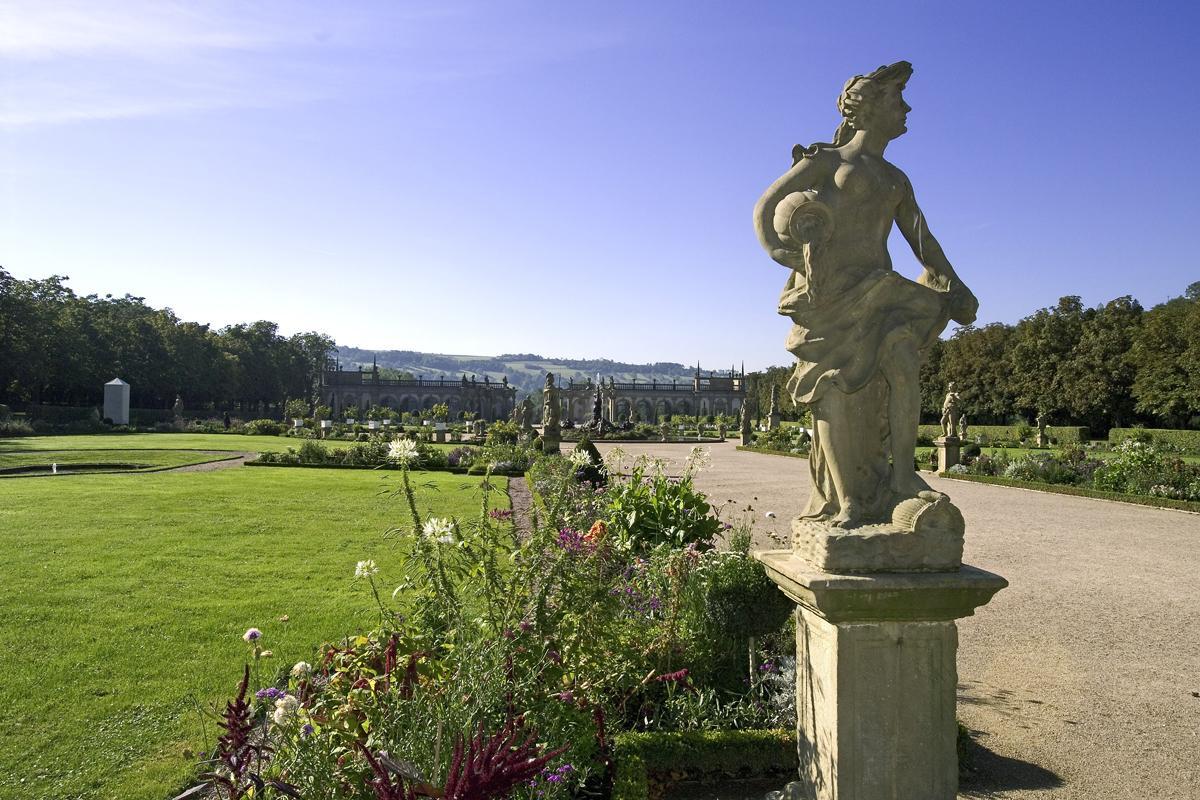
left=446, top=446, right=478, bottom=468
left=296, top=440, right=329, bottom=464
left=605, top=452, right=722, bottom=552
left=283, top=399, right=309, bottom=420
left=1107, top=427, right=1200, bottom=454
left=485, top=420, right=521, bottom=445
left=244, top=419, right=284, bottom=436
left=0, top=418, right=34, bottom=436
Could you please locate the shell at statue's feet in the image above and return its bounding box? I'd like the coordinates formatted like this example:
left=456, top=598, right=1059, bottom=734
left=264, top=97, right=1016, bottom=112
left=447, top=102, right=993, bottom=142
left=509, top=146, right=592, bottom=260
left=792, top=494, right=964, bottom=574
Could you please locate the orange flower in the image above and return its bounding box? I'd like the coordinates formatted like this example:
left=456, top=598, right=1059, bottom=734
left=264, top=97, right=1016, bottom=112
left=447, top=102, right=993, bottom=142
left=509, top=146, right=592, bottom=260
left=586, top=520, right=607, bottom=543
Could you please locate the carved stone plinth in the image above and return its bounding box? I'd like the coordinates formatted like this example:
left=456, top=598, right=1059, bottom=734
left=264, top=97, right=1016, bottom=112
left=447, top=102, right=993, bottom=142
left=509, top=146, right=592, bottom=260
left=758, top=551, right=1007, bottom=800
left=792, top=494, right=965, bottom=573
left=934, top=435, right=960, bottom=472
left=542, top=430, right=560, bottom=454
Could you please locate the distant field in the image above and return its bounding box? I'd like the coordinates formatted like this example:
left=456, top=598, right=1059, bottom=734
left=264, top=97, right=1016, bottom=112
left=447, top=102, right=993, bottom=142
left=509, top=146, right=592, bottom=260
left=0, top=466, right=504, bottom=800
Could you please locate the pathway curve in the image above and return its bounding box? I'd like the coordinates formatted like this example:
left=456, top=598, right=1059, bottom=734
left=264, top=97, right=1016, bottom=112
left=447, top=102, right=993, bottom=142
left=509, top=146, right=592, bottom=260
left=168, top=451, right=257, bottom=473
left=593, top=440, right=1200, bottom=800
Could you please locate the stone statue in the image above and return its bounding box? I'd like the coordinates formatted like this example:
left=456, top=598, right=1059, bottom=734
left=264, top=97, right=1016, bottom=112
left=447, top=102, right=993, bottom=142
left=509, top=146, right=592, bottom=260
left=957, top=414, right=968, bottom=441
left=518, top=396, right=534, bottom=433
left=1035, top=413, right=1049, bottom=446
left=767, top=384, right=782, bottom=431
left=542, top=373, right=560, bottom=430
left=940, top=383, right=962, bottom=439
left=754, top=61, right=977, bottom=529
left=172, top=395, right=184, bottom=419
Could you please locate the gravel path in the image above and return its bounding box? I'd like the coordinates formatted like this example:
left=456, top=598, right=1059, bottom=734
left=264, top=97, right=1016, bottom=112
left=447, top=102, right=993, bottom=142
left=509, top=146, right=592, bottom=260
left=168, top=451, right=256, bottom=472
left=594, top=440, right=1200, bottom=799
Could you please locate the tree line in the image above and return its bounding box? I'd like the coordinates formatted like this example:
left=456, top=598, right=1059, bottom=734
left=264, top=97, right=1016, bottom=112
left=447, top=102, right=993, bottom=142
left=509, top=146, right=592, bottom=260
left=748, top=284, right=1199, bottom=434
left=0, top=268, right=334, bottom=413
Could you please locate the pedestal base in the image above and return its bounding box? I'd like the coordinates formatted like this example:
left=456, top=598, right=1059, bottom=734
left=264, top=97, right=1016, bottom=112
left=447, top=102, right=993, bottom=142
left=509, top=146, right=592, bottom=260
left=934, top=435, right=961, bottom=472
left=757, top=551, right=1006, bottom=800
left=542, top=431, right=560, bottom=454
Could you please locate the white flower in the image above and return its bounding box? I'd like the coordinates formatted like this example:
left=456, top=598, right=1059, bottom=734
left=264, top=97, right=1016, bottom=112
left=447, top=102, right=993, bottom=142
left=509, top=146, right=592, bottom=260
left=765, top=511, right=777, bottom=519
left=422, top=517, right=455, bottom=543
left=685, top=446, right=712, bottom=475
left=273, top=694, right=300, bottom=725
left=567, top=450, right=592, bottom=469
left=242, top=627, right=262, bottom=642
left=355, top=559, right=379, bottom=579
left=388, top=438, right=419, bottom=466
left=602, top=446, right=627, bottom=474
left=291, top=661, right=312, bottom=679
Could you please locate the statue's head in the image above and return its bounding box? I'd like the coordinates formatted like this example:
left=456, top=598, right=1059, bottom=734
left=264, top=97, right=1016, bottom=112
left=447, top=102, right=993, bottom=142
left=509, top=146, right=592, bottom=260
left=834, top=61, right=913, bottom=144
left=947, top=381, right=956, bottom=391
left=545, top=372, right=555, bottom=386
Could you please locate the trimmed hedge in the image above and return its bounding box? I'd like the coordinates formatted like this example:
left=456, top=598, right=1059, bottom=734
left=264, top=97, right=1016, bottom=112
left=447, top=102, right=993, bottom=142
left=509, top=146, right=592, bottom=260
left=1107, top=428, right=1200, bottom=454
left=611, top=729, right=796, bottom=800
left=939, top=472, right=1200, bottom=514
left=27, top=404, right=98, bottom=423
left=918, top=424, right=1089, bottom=444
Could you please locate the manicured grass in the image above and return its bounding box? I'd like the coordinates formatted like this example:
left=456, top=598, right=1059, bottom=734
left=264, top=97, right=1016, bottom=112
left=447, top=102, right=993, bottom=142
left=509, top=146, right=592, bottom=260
left=0, top=433, right=463, bottom=455
left=0, top=467, right=505, bottom=800
left=0, top=449, right=235, bottom=474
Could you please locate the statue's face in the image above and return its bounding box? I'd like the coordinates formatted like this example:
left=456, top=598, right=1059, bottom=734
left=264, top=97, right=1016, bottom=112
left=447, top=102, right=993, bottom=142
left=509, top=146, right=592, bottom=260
left=868, top=85, right=910, bottom=140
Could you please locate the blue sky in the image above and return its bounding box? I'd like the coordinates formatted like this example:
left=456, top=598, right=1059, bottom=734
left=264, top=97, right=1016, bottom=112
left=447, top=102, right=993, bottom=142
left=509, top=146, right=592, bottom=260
left=2, top=1, right=1197, bottom=370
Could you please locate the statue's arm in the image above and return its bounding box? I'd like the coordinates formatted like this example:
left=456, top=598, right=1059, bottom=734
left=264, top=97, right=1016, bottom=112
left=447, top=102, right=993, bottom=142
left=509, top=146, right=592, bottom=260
left=753, top=154, right=830, bottom=267
left=895, top=176, right=978, bottom=324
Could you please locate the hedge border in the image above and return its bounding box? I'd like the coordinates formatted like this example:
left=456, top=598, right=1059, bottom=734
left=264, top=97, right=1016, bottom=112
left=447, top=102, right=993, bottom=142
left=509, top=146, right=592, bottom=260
left=243, top=460, right=526, bottom=477
left=1107, top=428, right=1200, bottom=454
left=938, top=472, right=1200, bottom=514
left=917, top=424, right=1089, bottom=444
left=611, top=729, right=796, bottom=800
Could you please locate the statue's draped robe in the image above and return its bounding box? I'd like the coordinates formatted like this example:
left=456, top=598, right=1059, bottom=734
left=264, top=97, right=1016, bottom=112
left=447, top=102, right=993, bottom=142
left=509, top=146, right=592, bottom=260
left=782, top=266, right=950, bottom=521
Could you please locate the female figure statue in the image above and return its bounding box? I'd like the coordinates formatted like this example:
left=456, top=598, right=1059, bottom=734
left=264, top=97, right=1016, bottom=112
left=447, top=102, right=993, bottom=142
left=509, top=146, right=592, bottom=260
left=754, top=61, right=977, bottom=528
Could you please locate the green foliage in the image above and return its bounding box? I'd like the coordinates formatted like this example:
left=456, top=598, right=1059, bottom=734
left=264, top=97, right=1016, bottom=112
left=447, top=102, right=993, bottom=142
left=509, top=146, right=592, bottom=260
left=604, top=454, right=722, bottom=552
left=611, top=730, right=796, bottom=800
left=284, top=398, right=309, bottom=420
left=243, top=418, right=285, bottom=436
left=485, top=419, right=521, bottom=445
left=916, top=424, right=1088, bottom=445
left=0, top=418, right=34, bottom=436
left=1107, top=428, right=1200, bottom=454
left=430, top=402, right=450, bottom=421
left=703, top=555, right=793, bottom=640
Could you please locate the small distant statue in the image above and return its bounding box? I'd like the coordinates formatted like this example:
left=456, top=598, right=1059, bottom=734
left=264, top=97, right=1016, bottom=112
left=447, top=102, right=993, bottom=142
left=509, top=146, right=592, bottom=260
left=542, top=373, right=561, bottom=432
left=172, top=395, right=184, bottom=419
left=1035, top=413, right=1049, bottom=447
left=518, top=396, right=534, bottom=433
left=940, top=383, right=962, bottom=439
left=223, top=411, right=231, bottom=430
left=957, top=414, right=968, bottom=440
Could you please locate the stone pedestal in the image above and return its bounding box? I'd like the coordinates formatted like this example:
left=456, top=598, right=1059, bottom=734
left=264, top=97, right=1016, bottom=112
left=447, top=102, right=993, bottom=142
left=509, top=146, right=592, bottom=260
left=542, top=429, right=561, bottom=454
left=768, top=411, right=782, bottom=431
left=759, top=551, right=1006, bottom=800
left=103, top=378, right=130, bottom=425
left=741, top=431, right=753, bottom=446
left=934, top=435, right=960, bottom=472
left=1036, top=433, right=1049, bottom=448
left=434, top=430, right=446, bottom=443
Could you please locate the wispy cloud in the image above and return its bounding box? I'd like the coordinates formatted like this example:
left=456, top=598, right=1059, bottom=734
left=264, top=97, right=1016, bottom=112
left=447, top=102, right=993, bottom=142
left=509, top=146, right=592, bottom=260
left=0, top=1, right=627, bottom=128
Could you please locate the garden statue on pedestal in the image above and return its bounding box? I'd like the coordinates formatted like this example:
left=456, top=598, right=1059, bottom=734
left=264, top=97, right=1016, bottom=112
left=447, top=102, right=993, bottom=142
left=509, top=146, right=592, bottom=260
left=739, top=401, right=753, bottom=446
left=754, top=61, right=1005, bottom=800
left=958, top=414, right=969, bottom=441
left=754, top=59, right=977, bottom=537
left=1036, top=413, right=1049, bottom=447
left=767, top=385, right=782, bottom=431
left=940, top=383, right=962, bottom=439
left=541, top=373, right=561, bottom=454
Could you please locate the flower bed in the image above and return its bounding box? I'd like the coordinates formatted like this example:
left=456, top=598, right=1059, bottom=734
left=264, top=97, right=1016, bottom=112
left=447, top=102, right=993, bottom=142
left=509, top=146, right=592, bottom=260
left=182, top=445, right=798, bottom=800
left=941, top=440, right=1200, bottom=512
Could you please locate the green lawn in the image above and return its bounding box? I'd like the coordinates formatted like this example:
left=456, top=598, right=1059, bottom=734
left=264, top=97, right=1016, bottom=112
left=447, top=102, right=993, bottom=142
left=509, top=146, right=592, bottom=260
left=0, top=449, right=236, bottom=474
left=0, top=466, right=505, bottom=800
left=0, top=433, right=464, bottom=455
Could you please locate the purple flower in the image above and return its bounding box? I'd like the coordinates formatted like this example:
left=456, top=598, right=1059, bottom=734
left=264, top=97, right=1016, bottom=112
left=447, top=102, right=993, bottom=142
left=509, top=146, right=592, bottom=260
left=488, top=508, right=514, bottom=521
left=255, top=687, right=286, bottom=701
left=654, top=668, right=690, bottom=684
left=547, top=649, right=561, bottom=664
left=555, top=690, right=574, bottom=703
left=301, top=723, right=314, bottom=737
left=242, top=628, right=262, bottom=642
left=519, top=620, right=534, bottom=632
